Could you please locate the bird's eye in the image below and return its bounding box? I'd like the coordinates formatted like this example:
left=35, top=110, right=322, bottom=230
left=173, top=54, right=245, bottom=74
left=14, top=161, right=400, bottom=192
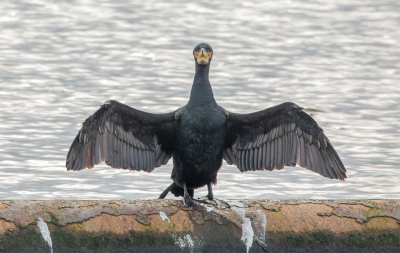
left=197, top=49, right=200, bottom=52
left=206, top=49, right=210, bottom=52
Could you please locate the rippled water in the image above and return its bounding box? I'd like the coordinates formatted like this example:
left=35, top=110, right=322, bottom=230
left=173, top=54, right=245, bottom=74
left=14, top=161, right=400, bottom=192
left=0, top=0, right=399, bottom=200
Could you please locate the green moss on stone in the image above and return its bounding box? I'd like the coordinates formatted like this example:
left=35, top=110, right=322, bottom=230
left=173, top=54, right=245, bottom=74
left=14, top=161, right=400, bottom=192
left=342, top=232, right=400, bottom=247
left=51, top=229, right=77, bottom=247
left=76, top=230, right=175, bottom=250
left=140, top=224, right=160, bottom=233
left=284, top=231, right=400, bottom=248
left=0, top=228, right=45, bottom=250
left=79, top=235, right=103, bottom=249
left=49, top=213, right=60, bottom=226
left=68, top=223, right=85, bottom=233
left=40, top=228, right=175, bottom=250
left=311, top=231, right=335, bottom=244
left=286, top=234, right=313, bottom=247
left=129, top=230, right=175, bottom=247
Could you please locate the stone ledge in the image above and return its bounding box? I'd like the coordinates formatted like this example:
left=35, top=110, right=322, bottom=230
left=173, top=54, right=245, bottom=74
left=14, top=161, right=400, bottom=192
left=0, top=199, right=399, bottom=252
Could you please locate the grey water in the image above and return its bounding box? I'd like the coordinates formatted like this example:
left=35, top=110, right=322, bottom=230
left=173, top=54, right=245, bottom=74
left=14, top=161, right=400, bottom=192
left=0, top=0, right=399, bottom=200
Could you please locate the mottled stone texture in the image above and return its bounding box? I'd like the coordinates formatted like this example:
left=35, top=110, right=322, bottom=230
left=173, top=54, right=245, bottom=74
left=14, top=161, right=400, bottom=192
left=0, top=199, right=399, bottom=252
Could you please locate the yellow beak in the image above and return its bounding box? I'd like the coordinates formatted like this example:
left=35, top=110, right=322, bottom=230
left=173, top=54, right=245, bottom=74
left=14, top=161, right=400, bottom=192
left=197, top=48, right=210, bottom=59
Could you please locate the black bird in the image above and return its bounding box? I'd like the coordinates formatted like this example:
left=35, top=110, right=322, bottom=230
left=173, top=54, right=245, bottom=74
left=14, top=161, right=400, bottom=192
left=66, top=43, right=346, bottom=207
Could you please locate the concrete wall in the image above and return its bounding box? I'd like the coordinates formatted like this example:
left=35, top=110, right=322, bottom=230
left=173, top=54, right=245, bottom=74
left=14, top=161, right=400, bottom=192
left=0, top=199, right=399, bottom=252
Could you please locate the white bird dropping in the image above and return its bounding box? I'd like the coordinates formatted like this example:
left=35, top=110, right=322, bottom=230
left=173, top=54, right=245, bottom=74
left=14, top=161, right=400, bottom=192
left=159, top=211, right=170, bottom=222
left=37, top=217, right=53, bottom=253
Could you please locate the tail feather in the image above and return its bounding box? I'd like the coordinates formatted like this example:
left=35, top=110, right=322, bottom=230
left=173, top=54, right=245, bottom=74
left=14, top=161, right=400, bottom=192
left=159, top=183, right=174, bottom=199
left=158, top=182, right=193, bottom=199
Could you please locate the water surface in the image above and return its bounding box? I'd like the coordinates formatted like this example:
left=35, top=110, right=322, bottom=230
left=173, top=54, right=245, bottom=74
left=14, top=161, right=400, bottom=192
left=0, top=0, right=399, bottom=200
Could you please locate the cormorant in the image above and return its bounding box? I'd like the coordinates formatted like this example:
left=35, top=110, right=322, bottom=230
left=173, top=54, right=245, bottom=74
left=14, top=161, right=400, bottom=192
left=66, top=43, right=346, bottom=207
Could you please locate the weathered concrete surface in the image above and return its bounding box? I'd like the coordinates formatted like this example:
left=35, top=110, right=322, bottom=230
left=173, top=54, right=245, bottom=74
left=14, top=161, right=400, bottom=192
left=0, top=199, right=399, bottom=252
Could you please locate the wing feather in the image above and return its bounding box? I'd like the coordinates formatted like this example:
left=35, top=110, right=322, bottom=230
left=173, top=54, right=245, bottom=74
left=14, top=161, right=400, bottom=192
left=158, top=151, right=166, bottom=166
left=290, top=133, right=298, bottom=166
left=129, top=144, right=136, bottom=170
left=265, top=141, right=272, bottom=171
left=277, top=137, right=283, bottom=170
left=223, top=102, right=346, bottom=180
left=299, top=136, right=307, bottom=168
left=226, top=147, right=235, bottom=165
left=222, top=149, right=234, bottom=165
left=249, top=149, right=254, bottom=170
left=258, top=145, right=263, bottom=170
left=124, top=141, right=130, bottom=169
left=125, top=143, right=131, bottom=170
left=282, top=134, right=287, bottom=166
left=253, top=147, right=258, bottom=170
left=306, top=143, right=315, bottom=172
left=241, top=150, right=246, bottom=172
left=66, top=100, right=176, bottom=172
left=236, top=150, right=242, bottom=172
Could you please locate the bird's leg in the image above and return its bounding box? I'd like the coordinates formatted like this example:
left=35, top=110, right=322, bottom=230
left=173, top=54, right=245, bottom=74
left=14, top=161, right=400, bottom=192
left=207, top=182, right=214, bottom=200
left=197, top=183, right=230, bottom=208
left=208, top=182, right=231, bottom=207
left=182, top=183, right=200, bottom=208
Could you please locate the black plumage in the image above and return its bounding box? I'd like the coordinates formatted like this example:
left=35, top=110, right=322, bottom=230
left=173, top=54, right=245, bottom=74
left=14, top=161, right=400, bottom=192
left=66, top=43, right=346, bottom=207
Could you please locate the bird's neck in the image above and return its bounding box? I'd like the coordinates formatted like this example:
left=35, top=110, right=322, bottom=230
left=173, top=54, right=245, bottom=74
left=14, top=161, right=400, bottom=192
left=188, top=63, right=216, bottom=108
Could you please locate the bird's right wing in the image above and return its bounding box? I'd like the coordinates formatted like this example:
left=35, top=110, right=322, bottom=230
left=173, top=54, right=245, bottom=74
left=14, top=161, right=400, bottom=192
left=66, top=100, right=176, bottom=172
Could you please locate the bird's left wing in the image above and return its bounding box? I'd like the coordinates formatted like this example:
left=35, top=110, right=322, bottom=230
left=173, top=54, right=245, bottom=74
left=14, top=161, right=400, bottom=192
left=222, top=102, right=346, bottom=180
left=66, top=100, right=176, bottom=172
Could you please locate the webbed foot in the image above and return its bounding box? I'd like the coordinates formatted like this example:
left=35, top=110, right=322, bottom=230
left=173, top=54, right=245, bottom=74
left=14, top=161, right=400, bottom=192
left=213, top=197, right=230, bottom=208
left=183, top=193, right=196, bottom=207
left=197, top=195, right=230, bottom=208
left=183, top=195, right=209, bottom=208
left=182, top=183, right=207, bottom=208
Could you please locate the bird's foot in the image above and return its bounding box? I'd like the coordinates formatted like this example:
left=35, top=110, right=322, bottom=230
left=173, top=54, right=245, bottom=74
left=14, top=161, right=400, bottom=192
left=183, top=194, right=206, bottom=208
left=197, top=195, right=230, bottom=208
left=212, top=197, right=230, bottom=208
left=197, top=195, right=217, bottom=205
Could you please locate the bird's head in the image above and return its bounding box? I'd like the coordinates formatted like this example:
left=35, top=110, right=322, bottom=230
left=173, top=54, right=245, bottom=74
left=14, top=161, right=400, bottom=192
left=193, top=43, right=213, bottom=65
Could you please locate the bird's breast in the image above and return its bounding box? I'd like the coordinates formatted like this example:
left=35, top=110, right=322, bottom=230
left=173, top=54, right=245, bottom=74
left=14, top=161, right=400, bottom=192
left=179, top=106, right=225, bottom=134
left=173, top=108, right=226, bottom=173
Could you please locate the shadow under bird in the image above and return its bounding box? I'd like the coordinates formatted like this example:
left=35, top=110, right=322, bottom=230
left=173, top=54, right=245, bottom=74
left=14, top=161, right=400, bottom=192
left=66, top=43, right=346, bottom=207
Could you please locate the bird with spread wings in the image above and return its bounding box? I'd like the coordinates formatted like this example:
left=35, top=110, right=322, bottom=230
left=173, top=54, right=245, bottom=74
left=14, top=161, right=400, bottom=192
left=66, top=43, right=346, bottom=208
